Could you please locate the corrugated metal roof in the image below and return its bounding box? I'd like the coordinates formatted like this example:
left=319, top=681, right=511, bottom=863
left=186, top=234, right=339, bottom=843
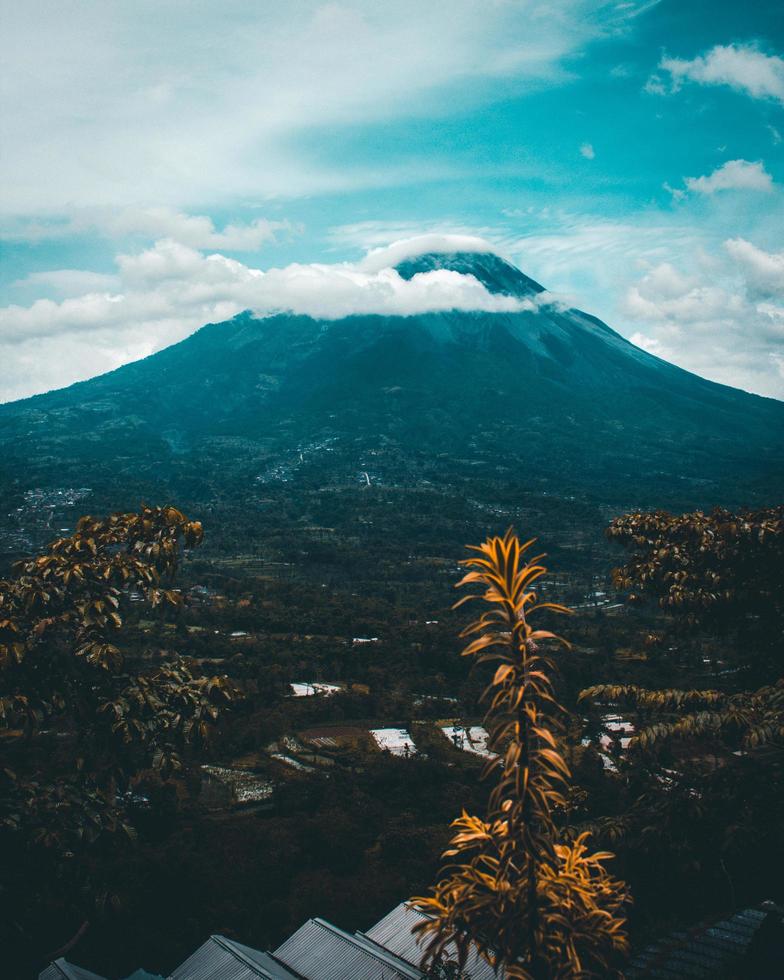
left=274, top=917, right=423, bottom=980
left=169, top=935, right=300, bottom=980
left=625, top=907, right=768, bottom=978
left=39, top=959, right=108, bottom=980
left=363, top=902, right=504, bottom=979
left=224, top=939, right=302, bottom=980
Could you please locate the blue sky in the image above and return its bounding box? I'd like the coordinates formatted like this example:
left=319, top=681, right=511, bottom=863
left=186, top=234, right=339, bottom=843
left=1, top=0, right=783, bottom=401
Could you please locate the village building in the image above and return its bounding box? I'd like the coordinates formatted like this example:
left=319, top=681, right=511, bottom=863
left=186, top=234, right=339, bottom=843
left=40, top=901, right=781, bottom=979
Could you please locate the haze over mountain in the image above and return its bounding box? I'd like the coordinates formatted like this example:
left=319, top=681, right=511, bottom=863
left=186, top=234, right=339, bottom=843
left=1, top=240, right=782, bottom=515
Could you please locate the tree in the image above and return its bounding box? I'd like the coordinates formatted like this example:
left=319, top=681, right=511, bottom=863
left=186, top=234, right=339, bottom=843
left=580, top=506, right=784, bottom=920
left=606, top=505, right=783, bottom=679
left=584, top=504, right=784, bottom=755
left=412, top=531, right=629, bottom=979
left=0, top=505, right=236, bottom=971
left=580, top=681, right=784, bottom=756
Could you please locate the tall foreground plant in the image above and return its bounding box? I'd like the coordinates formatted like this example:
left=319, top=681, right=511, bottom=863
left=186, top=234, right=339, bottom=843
left=412, top=531, right=629, bottom=979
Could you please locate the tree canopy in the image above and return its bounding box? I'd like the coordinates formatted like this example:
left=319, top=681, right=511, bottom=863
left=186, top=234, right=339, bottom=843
left=607, top=506, right=783, bottom=677
left=580, top=506, right=784, bottom=926
left=0, top=505, right=236, bottom=971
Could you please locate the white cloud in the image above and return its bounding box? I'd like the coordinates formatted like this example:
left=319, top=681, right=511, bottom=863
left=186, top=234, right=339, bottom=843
left=481, top=208, right=784, bottom=399
left=628, top=331, right=669, bottom=358
left=104, top=208, right=289, bottom=250
left=328, top=220, right=505, bottom=253
left=643, top=74, right=668, bottom=96
left=620, top=245, right=784, bottom=398
left=624, top=265, right=742, bottom=323
left=4, top=225, right=784, bottom=404
left=1, top=207, right=291, bottom=249
left=359, top=234, right=499, bottom=272
left=504, top=216, right=698, bottom=286
left=683, top=159, right=774, bottom=195
left=0, top=235, right=532, bottom=401
left=13, top=269, right=120, bottom=297
left=579, top=143, right=596, bottom=159
left=655, top=44, right=784, bottom=103
left=1, top=1, right=637, bottom=217
left=723, top=238, right=784, bottom=298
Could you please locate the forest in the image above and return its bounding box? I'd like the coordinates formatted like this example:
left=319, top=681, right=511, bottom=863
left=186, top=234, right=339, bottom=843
left=1, top=499, right=781, bottom=978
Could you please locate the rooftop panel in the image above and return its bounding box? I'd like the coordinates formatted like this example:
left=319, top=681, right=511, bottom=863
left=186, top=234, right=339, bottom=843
left=274, top=917, right=422, bottom=980
left=39, top=961, right=108, bottom=980
left=169, top=935, right=299, bottom=980
left=364, top=902, right=503, bottom=979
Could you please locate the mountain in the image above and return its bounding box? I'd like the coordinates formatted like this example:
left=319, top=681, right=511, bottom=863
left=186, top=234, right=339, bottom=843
left=1, top=247, right=782, bottom=536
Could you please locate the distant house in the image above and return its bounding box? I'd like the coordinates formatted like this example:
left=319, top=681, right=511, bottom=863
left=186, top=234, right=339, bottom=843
left=441, top=724, right=496, bottom=759
left=370, top=728, right=416, bottom=757
left=299, top=726, right=369, bottom=751
left=186, top=585, right=218, bottom=605
left=200, top=765, right=273, bottom=807
left=581, top=712, right=636, bottom=767
left=290, top=682, right=342, bottom=697
left=352, top=637, right=379, bottom=645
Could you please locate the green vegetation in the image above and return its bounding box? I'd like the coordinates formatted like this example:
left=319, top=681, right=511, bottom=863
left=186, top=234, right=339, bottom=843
left=0, top=503, right=781, bottom=977
left=579, top=507, right=784, bottom=933
left=0, top=507, right=236, bottom=976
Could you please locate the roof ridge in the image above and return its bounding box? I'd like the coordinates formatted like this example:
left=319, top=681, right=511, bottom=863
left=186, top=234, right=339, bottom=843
left=209, top=935, right=295, bottom=978
left=309, top=918, right=422, bottom=978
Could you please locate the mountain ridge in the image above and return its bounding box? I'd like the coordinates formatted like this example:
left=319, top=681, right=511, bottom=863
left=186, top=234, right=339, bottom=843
left=1, top=248, right=782, bottom=517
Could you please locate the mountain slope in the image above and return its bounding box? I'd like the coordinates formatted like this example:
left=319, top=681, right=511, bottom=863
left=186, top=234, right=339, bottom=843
left=1, top=249, right=782, bottom=515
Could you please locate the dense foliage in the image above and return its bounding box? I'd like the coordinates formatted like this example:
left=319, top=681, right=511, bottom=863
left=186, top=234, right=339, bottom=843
left=607, top=505, right=783, bottom=679
left=2, top=500, right=781, bottom=977
left=0, top=506, right=235, bottom=974
left=588, top=505, right=784, bottom=742
left=580, top=506, right=784, bottom=938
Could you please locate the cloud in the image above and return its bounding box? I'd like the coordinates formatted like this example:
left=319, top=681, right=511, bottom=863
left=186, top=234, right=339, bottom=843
left=103, top=208, right=290, bottom=251
left=328, top=221, right=505, bottom=253
left=359, top=234, right=499, bottom=272
left=624, top=264, right=742, bottom=323
left=662, top=181, right=685, bottom=201
left=1, top=207, right=292, bottom=249
left=471, top=205, right=784, bottom=400
left=579, top=143, right=596, bottom=159
left=0, top=235, right=533, bottom=401
left=503, top=215, right=699, bottom=286
left=723, top=238, right=784, bottom=298
left=620, top=244, right=784, bottom=398
left=654, top=44, right=784, bottom=103
left=643, top=74, right=668, bottom=96
left=4, top=225, right=784, bottom=404
left=1, top=1, right=638, bottom=218
left=682, top=159, right=774, bottom=195
left=13, top=269, right=120, bottom=297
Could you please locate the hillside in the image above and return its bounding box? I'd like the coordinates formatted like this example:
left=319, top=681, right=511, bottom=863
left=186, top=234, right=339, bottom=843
left=1, top=248, right=781, bottom=523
